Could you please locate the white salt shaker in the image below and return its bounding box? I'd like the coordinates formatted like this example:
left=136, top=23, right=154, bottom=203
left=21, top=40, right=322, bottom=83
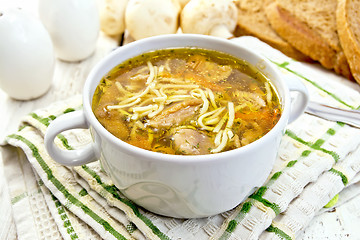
left=0, top=8, right=54, bottom=100
left=38, top=0, right=100, bottom=62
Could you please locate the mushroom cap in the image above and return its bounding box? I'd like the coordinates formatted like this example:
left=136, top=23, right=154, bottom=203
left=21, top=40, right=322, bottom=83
left=180, top=0, right=238, bottom=38
left=125, top=0, right=180, bottom=40
left=100, top=0, right=129, bottom=36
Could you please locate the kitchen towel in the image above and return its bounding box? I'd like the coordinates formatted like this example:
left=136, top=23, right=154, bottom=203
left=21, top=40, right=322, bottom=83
left=3, top=37, right=360, bottom=240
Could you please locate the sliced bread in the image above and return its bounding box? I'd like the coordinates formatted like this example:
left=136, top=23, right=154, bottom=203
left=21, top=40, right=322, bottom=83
left=337, top=0, right=360, bottom=84
left=233, top=0, right=310, bottom=61
left=265, top=0, right=353, bottom=79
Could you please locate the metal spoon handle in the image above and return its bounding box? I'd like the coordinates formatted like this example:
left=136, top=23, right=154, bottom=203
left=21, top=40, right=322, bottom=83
left=305, top=101, right=360, bottom=128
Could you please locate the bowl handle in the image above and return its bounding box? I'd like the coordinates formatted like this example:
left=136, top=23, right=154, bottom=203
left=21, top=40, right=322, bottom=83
left=286, top=76, right=309, bottom=123
left=44, top=110, right=98, bottom=166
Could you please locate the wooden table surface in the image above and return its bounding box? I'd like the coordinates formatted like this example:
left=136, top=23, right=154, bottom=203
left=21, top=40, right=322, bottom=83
left=1, top=0, right=360, bottom=239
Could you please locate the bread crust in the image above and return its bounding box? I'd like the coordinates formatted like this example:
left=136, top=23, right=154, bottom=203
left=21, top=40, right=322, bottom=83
left=266, top=1, right=353, bottom=79
left=266, top=2, right=336, bottom=68
left=234, top=0, right=310, bottom=61
left=337, top=0, right=360, bottom=84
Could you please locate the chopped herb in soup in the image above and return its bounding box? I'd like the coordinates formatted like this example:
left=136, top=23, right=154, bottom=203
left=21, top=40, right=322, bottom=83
left=92, top=48, right=281, bottom=155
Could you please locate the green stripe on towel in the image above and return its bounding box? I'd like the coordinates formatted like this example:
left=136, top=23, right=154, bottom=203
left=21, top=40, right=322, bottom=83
left=225, top=220, right=238, bottom=233
left=57, top=134, right=74, bottom=151
left=30, top=112, right=74, bottom=150
left=220, top=201, right=253, bottom=239
left=329, top=168, right=348, bottom=186
left=50, top=193, right=79, bottom=239
left=78, top=188, right=88, bottom=197
left=8, top=134, right=127, bottom=240
left=285, top=130, right=340, bottom=162
left=249, top=194, right=281, bottom=215
left=126, top=222, right=138, bottom=234
left=266, top=224, right=292, bottom=240
left=30, top=107, right=80, bottom=127
left=11, top=192, right=27, bottom=205
left=270, top=171, right=283, bottom=181
left=270, top=60, right=356, bottom=109
left=240, top=201, right=253, bottom=215
left=30, top=112, right=53, bottom=126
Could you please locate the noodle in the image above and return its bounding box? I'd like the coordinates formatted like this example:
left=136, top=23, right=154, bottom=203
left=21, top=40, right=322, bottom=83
left=159, top=84, right=199, bottom=89
left=119, top=83, right=153, bottom=105
left=107, top=98, right=141, bottom=109
left=264, top=82, right=272, bottom=105
left=193, top=89, right=209, bottom=116
left=213, top=115, right=227, bottom=133
left=146, top=61, right=156, bottom=85
left=138, top=98, right=155, bottom=107
left=198, top=110, right=217, bottom=131
left=148, top=103, right=164, bottom=118
left=204, top=117, right=220, bottom=125
left=206, top=88, right=217, bottom=109
left=132, top=104, right=157, bottom=113
left=211, top=130, right=229, bottom=153
left=205, top=107, right=226, bottom=123
left=115, top=81, right=131, bottom=95
left=152, top=96, right=167, bottom=102
left=214, top=130, right=223, bottom=146
left=226, top=102, right=235, bottom=129
left=165, top=95, right=194, bottom=104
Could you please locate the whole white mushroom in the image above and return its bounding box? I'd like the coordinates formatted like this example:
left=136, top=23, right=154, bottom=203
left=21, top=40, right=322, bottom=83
left=100, top=0, right=128, bottom=36
left=125, top=0, right=180, bottom=40
left=180, top=0, right=238, bottom=38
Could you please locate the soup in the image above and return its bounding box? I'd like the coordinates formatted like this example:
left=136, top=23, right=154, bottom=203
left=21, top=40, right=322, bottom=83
left=92, top=48, right=281, bottom=155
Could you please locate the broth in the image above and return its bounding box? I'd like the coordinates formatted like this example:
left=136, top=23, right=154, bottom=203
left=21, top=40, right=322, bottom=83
left=92, top=48, right=281, bottom=155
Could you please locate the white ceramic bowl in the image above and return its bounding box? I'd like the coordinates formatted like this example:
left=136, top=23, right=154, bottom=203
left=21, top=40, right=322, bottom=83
left=45, top=34, right=309, bottom=218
